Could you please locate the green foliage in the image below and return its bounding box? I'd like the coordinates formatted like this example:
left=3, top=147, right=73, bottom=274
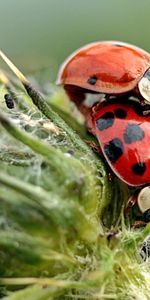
left=0, top=80, right=149, bottom=300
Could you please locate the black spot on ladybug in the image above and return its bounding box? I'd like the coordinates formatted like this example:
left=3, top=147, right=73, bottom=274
left=104, top=138, right=124, bottom=163
left=114, top=108, right=127, bottom=119
left=87, top=75, right=97, bottom=85
left=132, top=162, right=146, bottom=176
left=124, top=123, right=144, bottom=144
left=143, top=209, right=150, bottom=223
left=96, top=112, right=114, bottom=131
left=4, top=94, right=14, bottom=109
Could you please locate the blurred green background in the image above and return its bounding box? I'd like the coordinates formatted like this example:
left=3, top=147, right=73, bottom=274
left=0, top=0, right=150, bottom=81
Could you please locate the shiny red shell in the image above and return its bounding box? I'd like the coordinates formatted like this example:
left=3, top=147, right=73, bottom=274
left=92, top=100, right=150, bottom=186
left=57, top=41, right=150, bottom=95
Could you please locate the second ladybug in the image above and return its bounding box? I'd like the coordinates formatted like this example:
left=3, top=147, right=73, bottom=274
left=57, top=41, right=150, bottom=107
left=87, top=98, right=150, bottom=221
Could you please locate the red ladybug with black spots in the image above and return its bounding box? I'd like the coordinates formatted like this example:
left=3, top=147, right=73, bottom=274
left=92, top=99, right=150, bottom=186
left=57, top=41, right=150, bottom=108
left=88, top=99, right=150, bottom=221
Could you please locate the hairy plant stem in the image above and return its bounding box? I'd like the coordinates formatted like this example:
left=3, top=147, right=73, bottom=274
left=0, top=51, right=98, bottom=165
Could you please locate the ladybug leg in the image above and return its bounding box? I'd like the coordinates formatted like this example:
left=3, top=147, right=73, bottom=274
left=85, top=99, right=107, bottom=134
left=102, top=94, right=110, bottom=102
left=84, top=140, right=115, bottom=182
left=138, top=99, right=150, bottom=115
left=91, top=101, right=104, bottom=114
left=84, top=140, right=102, bottom=154
left=124, top=191, right=139, bottom=216
left=142, top=109, right=150, bottom=116
left=64, top=85, right=90, bottom=115
left=133, top=220, right=147, bottom=228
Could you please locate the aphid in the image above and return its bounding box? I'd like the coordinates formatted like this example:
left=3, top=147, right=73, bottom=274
left=4, top=94, right=14, bottom=109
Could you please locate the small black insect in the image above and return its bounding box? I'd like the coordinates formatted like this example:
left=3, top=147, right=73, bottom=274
left=4, top=94, right=15, bottom=109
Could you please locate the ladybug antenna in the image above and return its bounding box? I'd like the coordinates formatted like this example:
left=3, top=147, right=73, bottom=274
left=138, top=68, right=150, bottom=103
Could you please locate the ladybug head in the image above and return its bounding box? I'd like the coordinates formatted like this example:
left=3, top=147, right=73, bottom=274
left=137, top=186, right=150, bottom=218
left=138, top=68, right=150, bottom=103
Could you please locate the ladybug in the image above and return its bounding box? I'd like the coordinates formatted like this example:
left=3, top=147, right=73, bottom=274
left=88, top=99, right=150, bottom=220
left=4, top=94, right=14, bottom=109
left=57, top=41, right=150, bottom=107
left=91, top=99, right=150, bottom=186
left=137, top=187, right=150, bottom=221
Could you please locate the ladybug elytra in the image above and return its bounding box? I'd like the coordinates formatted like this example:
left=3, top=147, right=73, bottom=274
left=91, top=99, right=150, bottom=186
left=90, top=99, right=150, bottom=220
left=57, top=41, right=150, bottom=106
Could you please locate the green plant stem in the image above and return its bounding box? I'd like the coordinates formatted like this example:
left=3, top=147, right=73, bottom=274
left=0, top=51, right=98, bottom=165
left=0, top=112, right=87, bottom=181
left=0, top=112, right=105, bottom=219
left=0, top=171, right=55, bottom=205
left=22, top=83, right=98, bottom=159
left=0, top=285, right=64, bottom=300
left=0, top=278, right=87, bottom=289
left=0, top=172, right=100, bottom=241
